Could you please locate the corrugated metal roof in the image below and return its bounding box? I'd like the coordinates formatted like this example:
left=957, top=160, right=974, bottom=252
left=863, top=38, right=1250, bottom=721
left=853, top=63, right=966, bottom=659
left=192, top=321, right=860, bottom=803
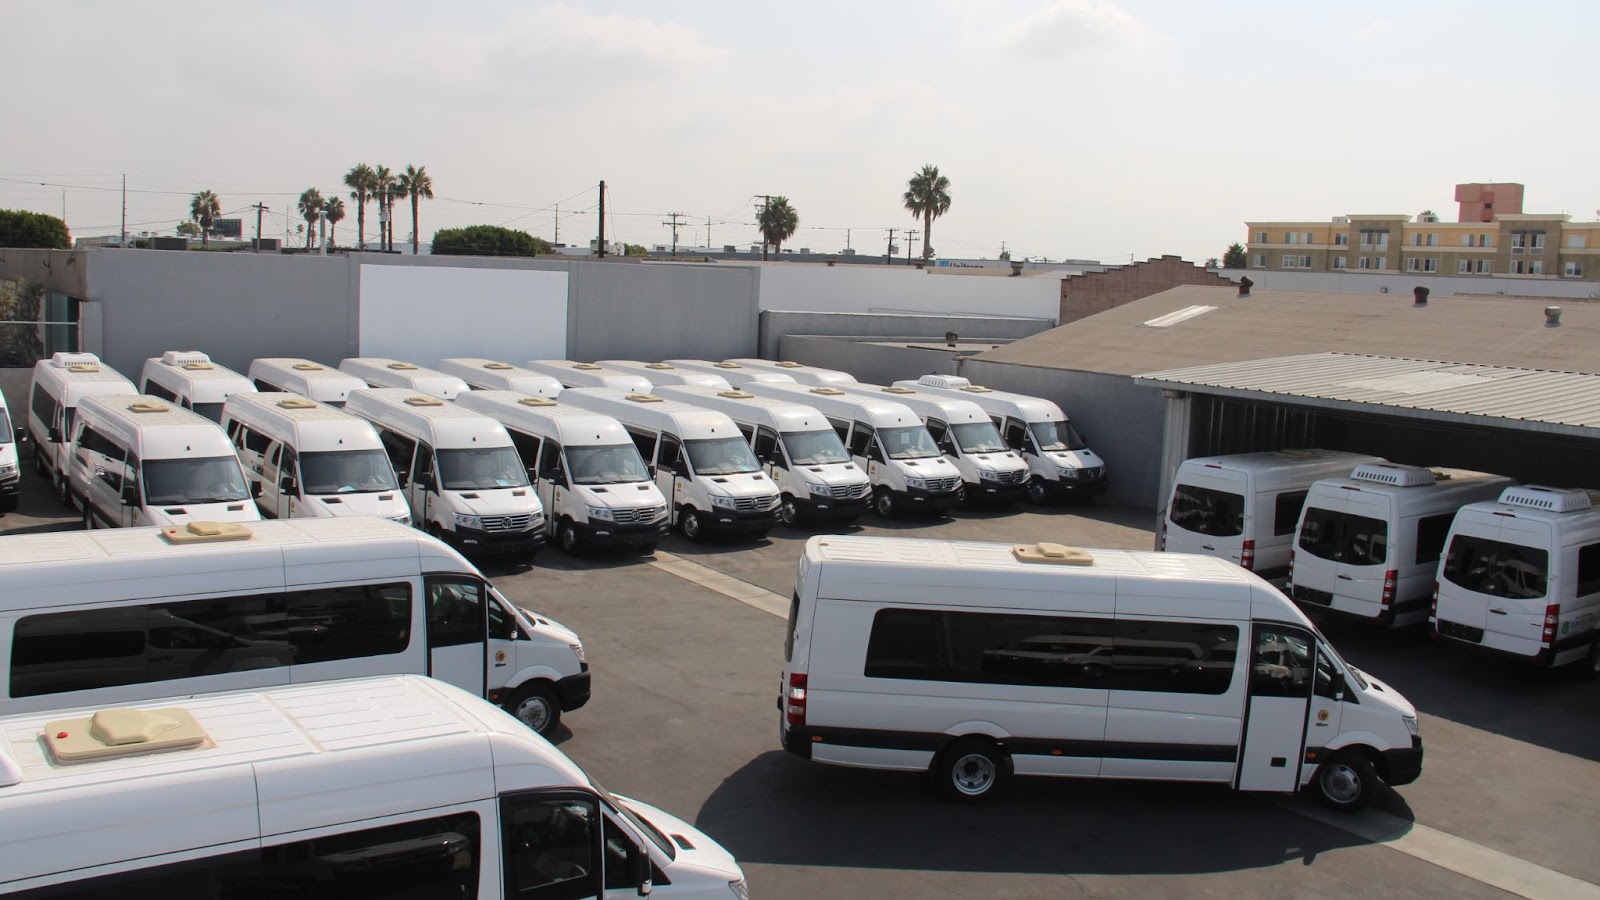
left=1135, top=352, right=1600, bottom=439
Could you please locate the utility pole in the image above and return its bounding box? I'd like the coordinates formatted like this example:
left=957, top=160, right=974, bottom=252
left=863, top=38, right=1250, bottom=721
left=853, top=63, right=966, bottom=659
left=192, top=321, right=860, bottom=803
left=755, top=195, right=773, bottom=260
left=905, top=229, right=919, bottom=265
left=318, top=208, right=328, bottom=255
left=597, top=180, right=607, bottom=258
left=253, top=203, right=269, bottom=251
left=706, top=216, right=712, bottom=251
left=846, top=228, right=851, bottom=252
left=554, top=203, right=559, bottom=246
left=662, top=212, right=686, bottom=256
left=885, top=228, right=897, bottom=265
left=120, top=174, right=127, bottom=247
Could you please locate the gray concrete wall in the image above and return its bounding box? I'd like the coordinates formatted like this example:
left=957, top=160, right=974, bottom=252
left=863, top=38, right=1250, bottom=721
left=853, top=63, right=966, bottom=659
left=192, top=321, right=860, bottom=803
left=1, top=368, right=29, bottom=422
left=0, top=249, right=89, bottom=298
left=777, top=335, right=963, bottom=385
left=759, top=310, right=1052, bottom=359
left=567, top=262, right=757, bottom=361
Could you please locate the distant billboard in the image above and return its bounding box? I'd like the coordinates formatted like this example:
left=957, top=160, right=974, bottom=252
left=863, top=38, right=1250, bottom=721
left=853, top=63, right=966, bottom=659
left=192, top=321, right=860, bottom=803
left=211, top=218, right=243, bottom=239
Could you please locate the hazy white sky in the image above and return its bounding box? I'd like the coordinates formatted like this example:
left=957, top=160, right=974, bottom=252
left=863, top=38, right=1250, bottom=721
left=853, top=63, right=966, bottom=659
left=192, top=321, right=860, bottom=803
left=3, top=1, right=1596, bottom=263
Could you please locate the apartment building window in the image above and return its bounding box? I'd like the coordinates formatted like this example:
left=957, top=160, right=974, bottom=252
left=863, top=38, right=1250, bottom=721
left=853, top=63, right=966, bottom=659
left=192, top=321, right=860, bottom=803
left=1565, top=261, right=1584, bottom=277
left=1333, top=256, right=1347, bottom=270
left=1359, top=231, right=1373, bottom=249
left=1299, top=255, right=1312, bottom=268
left=1511, top=233, right=1526, bottom=253
left=1334, top=233, right=1348, bottom=246
left=1568, top=235, right=1587, bottom=249
left=1427, top=234, right=1438, bottom=246
left=1512, top=260, right=1528, bottom=274
left=1406, top=258, right=1439, bottom=273
left=1251, top=254, right=1265, bottom=268
left=1475, top=259, right=1492, bottom=274
left=1407, top=258, right=1420, bottom=272
left=1424, top=258, right=1438, bottom=272
left=1255, top=231, right=1268, bottom=243
left=1461, top=234, right=1473, bottom=248
left=1303, top=232, right=1314, bottom=244
left=1532, top=233, right=1546, bottom=252
left=1457, top=260, right=1471, bottom=274
left=1410, top=234, right=1422, bottom=246
left=1479, top=234, right=1492, bottom=247
left=1530, top=260, right=1544, bottom=275
left=1281, top=254, right=1297, bottom=268
left=1377, top=257, right=1387, bottom=269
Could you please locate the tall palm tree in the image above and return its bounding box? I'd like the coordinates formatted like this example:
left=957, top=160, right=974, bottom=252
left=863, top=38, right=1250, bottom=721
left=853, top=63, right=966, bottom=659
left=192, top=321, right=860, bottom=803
left=343, top=163, right=376, bottom=249
left=324, top=196, right=346, bottom=246
left=397, top=165, right=434, bottom=254
left=372, top=165, right=399, bottom=251
left=189, top=190, right=221, bottom=249
left=902, top=164, right=952, bottom=264
left=297, top=188, right=324, bottom=250
left=757, top=196, right=800, bottom=259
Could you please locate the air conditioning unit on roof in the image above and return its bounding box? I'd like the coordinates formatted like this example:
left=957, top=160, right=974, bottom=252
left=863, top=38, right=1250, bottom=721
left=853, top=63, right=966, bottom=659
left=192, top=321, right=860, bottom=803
left=1350, top=463, right=1436, bottom=487
left=161, top=351, right=211, bottom=367
left=1498, top=486, right=1592, bottom=513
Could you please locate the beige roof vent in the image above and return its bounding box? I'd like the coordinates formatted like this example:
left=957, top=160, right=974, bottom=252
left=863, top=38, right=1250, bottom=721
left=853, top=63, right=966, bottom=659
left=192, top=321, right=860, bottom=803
left=483, top=362, right=515, bottom=370
left=880, top=386, right=916, bottom=394
left=958, top=385, right=993, bottom=394
left=1012, top=542, right=1094, bottom=566
left=1278, top=448, right=1320, bottom=459
left=625, top=393, right=664, bottom=403
left=44, top=707, right=210, bottom=763
left=718, top=390, right=754, bottom=399
left=67, top=363, right=102, bottom=373
left=292, top=362, right=325, bottom=371
left=161, top=521, right=253, bottom=544
left=404, top=395, right=445, bottom=406
left=572, top=363, right=603, bottom=370
left=775, top=361, right=804, bottom=368
left=713, top=362, right=742, bottom=369
left=518, top=396, right=557, bottom=407
left=277, top=397, right=318, bottom=409
left=809, top=387, right=846, bottom=396
left=181, top=362, right=216, bottom=371
left=128, top=401, right=168, bottom=414
left=645, top=363, right=674, bottom=370
left=386, top=362, right=419, bottom=370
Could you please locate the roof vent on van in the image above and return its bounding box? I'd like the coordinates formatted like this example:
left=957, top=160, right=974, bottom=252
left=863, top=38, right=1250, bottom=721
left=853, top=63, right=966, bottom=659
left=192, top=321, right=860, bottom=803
left=386, top=362, right=419, bottom=370
left=404, top=395, right=444, bottom=406
left=127, top=401, right=168, bottom=414
left=645, top=363, right=675, bottom=370
left=572, top=363, right=603, bottom=370
left=718, top=390, right=754, bottom=399
left=1277, top=448, right=1321, bottom=459
left=518, top=396, right=557, bottom=407
left=50, top=352, right=102, bottom=370
left=44, top=707, right=210, bottom=764
left=482, top=362, right=515, bottom=370
left=1350, top=463, right=1437, bottom=487
left=276, top=397, right=318, bottom=409
left=958, top=385, right=993, bottom=394
left=625, top=393, right=664, bottom=403
left=775, top=361, right=804, bottom=368
left=880, top=386, right=917, bottom=394
left=917, top=374, right=971, bottom=389
left=161, top=521, right=253, bottom=544
left=809, top=387, right=846, bottom=396
left=161, top=351, right=211, bottom=367
left=1498, top=486, right=1594, bottom=513
left=292, top=362, right=325, bottom=371
left=1013, top=542, right=1094, bottom=566
left=713, top=362, right=742, bottom=369
left=181, top=362, right=216, bottom=370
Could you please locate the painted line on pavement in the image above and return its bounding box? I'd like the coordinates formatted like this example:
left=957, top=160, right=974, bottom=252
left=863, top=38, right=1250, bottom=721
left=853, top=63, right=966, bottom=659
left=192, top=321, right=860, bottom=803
left=649, top=551, right=789, bottom=618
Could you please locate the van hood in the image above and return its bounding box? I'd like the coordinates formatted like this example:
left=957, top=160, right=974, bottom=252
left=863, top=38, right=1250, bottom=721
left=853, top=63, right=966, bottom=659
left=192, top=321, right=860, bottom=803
left=969, top=451, right=1029, bottom=474
left=516, top=607, right=581, bottom=646
left=615, top=795, right=744, bottom=882
left=705, top=471, right=780, bottom=499
left=1353, top=669, right=1416, bottom=718
left=576, top=482, right=667, bottom=509
left=146, top=500, right=263, bottom=527
left=0, top=441, right=17, bottom=474
left=1050, top=449, right=1100, bottom=470
left=311, top=490, right=409, bottom=519
left=801, top=462, right=871, bottom=487
left=448, top=487, right=543, bottom=517
left=895, top=456, right=960, bottom=479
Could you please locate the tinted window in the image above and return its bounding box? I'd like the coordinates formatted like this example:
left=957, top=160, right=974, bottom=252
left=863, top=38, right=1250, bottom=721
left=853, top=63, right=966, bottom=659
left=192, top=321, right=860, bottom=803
left=1113, top=619, right=1238, bottom=694
left=1169, top=484, right=1244, bottom=537
left=924, top=419, right=948, bottom=445
left=190, top=402, right=224, bottom=423
left=626, top=426, right=656, bottom=462
left=299, top=449, right=399, bottom=495
left=510, top=429, right=542, bottom=475
left=826, top=417, right=850, bottom=443
left=142, top=456, right=250, bottom=505
left=241, top=426, right=270, bottom=454
left=1004, top=421, right=1027, bottom=451
left=1414, top=514, right=1454, bottom=566
left=847, top=424, right=874, bottom=458
left=657, top=434, right=683, bottom=471
left=0, top=407, right=10, bottom=444
left=143, top=380, right=179, bottom=403
left=501, top=792, right=601, bottom=900
left=1273, top=491, right=1307, bottom=536
left=427, top=578, right=487, bottom=648
left=863, top=608, right=942, bottom=679
left=1579, top=543, right=1600, bottom=598
left=10, top=609, right=149, bottom=697
left=1296, top=507, right=1388, bottom=565
left=1442, top=534, right=1548, bottom=599
left=752, top=427, right=780, bottom=464
left=379, top=429, right=417, bottom=481
left=537, top=439, right=564, bottom=481
left=31, top=382, right=56, bottom=429
left=147, top=595, right=292, bottom=677
left=1250, top=625, right=1314, bottom=698
left=288, top=583, right=412, bottom=663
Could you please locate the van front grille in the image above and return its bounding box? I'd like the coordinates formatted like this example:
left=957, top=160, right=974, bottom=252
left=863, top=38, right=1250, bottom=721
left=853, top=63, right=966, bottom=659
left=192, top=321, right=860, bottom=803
left=995, top=469, right=1028, bottom=485
left=481, top=514, right=533, bottom=532
left=613, top=505, right=665, bottom=524
left=923, top=476, right=962, bottom=494
left=734, top=495, right=779, bottom=512
left=830, top=482, right=871, bottom=500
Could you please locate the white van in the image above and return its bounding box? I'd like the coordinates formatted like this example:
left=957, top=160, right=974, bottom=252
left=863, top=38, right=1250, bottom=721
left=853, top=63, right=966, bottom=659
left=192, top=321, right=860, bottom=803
left=560, top=388, right=780, bottom=541
left=456, top=391, right=670, bottom=555
left=723, top=358, right=856, bottom=386
left=1290, top=465, right=1513, bottom=628
left=0, top=675, right=744, bottom=898
left=598, top=359, right=734, bottom=390
left=0, top=390, right=17, bottom=512
left=345, top=389, right=544, bottom=557
left=525, top=359, right=654, bottom=393
left=665, top=359, right=800, bottom=386
left=838, top=383, right=1030, bottom=503
left=138, top=350, right=256, bottom=423
left=339, top=357, right=471, bottom=400
left=653, top=384, right=873, bottom=526
left=436, top=358, right=563, bottom=396
left=1161, top=450, right=1385, bottom=580
left=903, top=374, right=1105, bottom=504
left=1431, top=485, right=1600, bottom=671
left=780, top=535, right=1422, bottom=810
left=0, top=518, right=589, bottom=733
left=247, top=357, right=369, bottom=408
left=68, top=395, right=261, bottom=530
left=27, top=352, right=137, bottom=502
left=744, top=382, right=963, bottom=518
left=221, top=392, right=411, bottom=524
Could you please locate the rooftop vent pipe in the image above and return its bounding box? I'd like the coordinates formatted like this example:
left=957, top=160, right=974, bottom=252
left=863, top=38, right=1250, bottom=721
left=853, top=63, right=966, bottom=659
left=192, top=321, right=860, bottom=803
left=1546, top=306, right=1562, bottom=327
left=1238, top=276, right=1253, bottom=298
left=1413, top=286, right=1430, bottom=307
left=946, top=331, right=960, bottom=348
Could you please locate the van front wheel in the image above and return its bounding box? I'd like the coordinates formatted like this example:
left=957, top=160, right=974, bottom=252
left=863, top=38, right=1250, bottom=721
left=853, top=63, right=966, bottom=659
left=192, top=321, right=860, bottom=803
left=1026, top=478, right=1048, bottom=505
left=508, top=683, right=561, bottom=735
left=558, top=520, right=581, bottom=556
left=874, top=490, right=897, bottom=519
left=780, top=495, right=801, bottom=527
left=1314, top=751, right=1376, bottom=812
left=681, top=508, right=707, bottom=542
left=933, top=738, right=1007, bottom=802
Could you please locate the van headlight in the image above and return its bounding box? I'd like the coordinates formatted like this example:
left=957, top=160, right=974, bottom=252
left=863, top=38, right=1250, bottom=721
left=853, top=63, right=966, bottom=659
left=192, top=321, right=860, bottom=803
left=389, top=513, right=411, bottom=526
left=455, top=513, right=481, bottom=528
left=728, top=880, right=749, bottom=900
left=569, top=642, right=586, bottom=664
left=977, top=468, right=1000, bottom=481
left=1057, top=466, right=1079, bottom=479
left=807, top=482, right=833, bottom=496
left=904, top=476, right=928, bottom=490
left=0, top=462, right=15, bottom=479
left=710, top=495, right=738, bottom=509
left=1402, top=715, right=1419, bottom=737
left=585, top=505, right=615, bottom=521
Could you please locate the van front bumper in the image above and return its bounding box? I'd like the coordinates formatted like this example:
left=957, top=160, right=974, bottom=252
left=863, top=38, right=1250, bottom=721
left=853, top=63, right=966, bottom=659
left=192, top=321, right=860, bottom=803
left=892, top=484, right=964, bottom=512
left=795, top=492, right=871, bottom=519
left=704, top=505, right=780, bottom=533
left=969, top=477, right=1028, bottom=502
left=0, top=469, right=18, bottom=510
left=557, top=669, right=592, bottom=712
left=1381, top=737, right=1424, bottom=786
left=1041, top=471, right=1107, bottom=498
left=574, top=517, right=671, bottom=547
left=449, top=523, right=546, bottom=555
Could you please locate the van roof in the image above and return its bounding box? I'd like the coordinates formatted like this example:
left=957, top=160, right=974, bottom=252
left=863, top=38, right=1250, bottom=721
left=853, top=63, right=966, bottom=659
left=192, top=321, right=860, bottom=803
left=651, top=384, right=836, bottom=432
left=664, top=360, right=799, bottom=383
left=0, top=675, right=587, bottom=888
left=1180, top=449, right=1382, bottom=476
left=1456, top=486, right=1600, bottom=526
left=338, top=358, right=469, bottom=398
left=896, top=378, right=1065, bottom=422
left=435, top=359, right=563, bottom=396
left=595, top=361, right=732, bottom=388
left=144, top=354, right=253, bottom=383
left=32, top=353, right=136, bottom=389
left=222, top=393, right=384, bottom=452
left=743, top=382, right=924, bottom=427
left=723, top=359, right=854, bottom=382
left=344, top=389, right=513, bottom=447
left=77, top=395, right=227, bottom=434
left=839, top=383, right=990, bottom=424
left=1309, top=467, right=1511, bottom=502
left=559, top=388, right=745, bottom=439
left=250, top=358, right=369, bottom=384
left=455, top=391, right=631, bottom=444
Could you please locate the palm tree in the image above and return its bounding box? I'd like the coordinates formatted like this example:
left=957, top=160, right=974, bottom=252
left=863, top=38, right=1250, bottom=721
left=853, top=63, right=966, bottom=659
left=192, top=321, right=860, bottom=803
left=324, top=196, right=346, bottom=246
left=343, top=163, right=376, bottom=249
left=189, top=190, right=221, bottom=249
left=373, top=165, right=399, bottom=251
left=902, top=164, right=952, bottom=264
left=297, top=188, right=324, bottom=250
left=397, top=165, right=434, bottom=254
left=757, top=196, right=800, bottom=259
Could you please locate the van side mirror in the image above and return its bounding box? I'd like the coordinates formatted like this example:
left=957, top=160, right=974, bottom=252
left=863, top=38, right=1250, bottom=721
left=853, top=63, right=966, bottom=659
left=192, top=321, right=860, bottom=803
left=47, top=426, right=61, bottom=444
left=416, top=473, right=436, bottom=492
left=634, top=844, right=653, bottom=896
left=121, top=483, right=139, bottom=506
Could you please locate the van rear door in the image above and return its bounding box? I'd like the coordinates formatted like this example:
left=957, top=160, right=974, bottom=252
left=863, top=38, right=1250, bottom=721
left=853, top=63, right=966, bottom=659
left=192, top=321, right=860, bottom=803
left=1438, top=518, right=1553, bottom=654
left=1337, top=491, right=1393, bottom=618
left=1164, top=468, right=1248, bottom=565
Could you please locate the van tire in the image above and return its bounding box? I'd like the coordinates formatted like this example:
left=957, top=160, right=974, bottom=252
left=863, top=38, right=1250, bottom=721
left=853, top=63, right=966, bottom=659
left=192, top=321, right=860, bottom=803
left=35, top=452, right=47, bottom=478
left=507, top=683, right=561, bottom=735
left=1578, top=640, right=1600, bottom=680
left=80, top=500, right=92, bottom=530
left=1313, top=751, right=1376, bottom=812
left=932, top=738, right=1008, bottom=802
left=558, top=520, right=581, bottom=556
left=874, top=490, right=897, bottom=519
left=1026, top=479, right=1048, bottom=505
left=681, top=508, right=707, bottom=542
left=780, top=495, right=801, bottom=527
left=58, top=475, right=73, bottom=509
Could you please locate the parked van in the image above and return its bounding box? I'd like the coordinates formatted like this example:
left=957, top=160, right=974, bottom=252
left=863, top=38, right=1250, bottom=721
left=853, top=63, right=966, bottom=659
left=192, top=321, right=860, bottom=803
left=1290, top=465, right=1513, bottom=628
left=0, top=390, right=18, bottom=512
left=221, top=392, right=411, bottom=524
left=138, top=350, right=256, bottom=423
left=67, top=395, right=260, bottom=530
left=247, top=357, right=368, bottom=407
left=653, top=384, right=872, bottom=526
left=455, top=391, right=670, bottom=554
left=723, top=358, right=856, bottom=386
left=744, top=382, right=963, bottom=518
left=0, top=517, right=587, bottom=733
left=344, top=389, right=544, bottom=556
left=339, top=357, right=470, bottom=400
left=838, top=382, right=1030, bottom=502
left=780, top=535, right=1422, bottom=810
left=903, top=374, right=1105, bottom=504
left=598, top=359, right=734, bottom=390
left=1431, top=485, right=1600, bottom=671
left=1161, top=450, right=1385, bottom=579
left=665, top=358, right=800, bottom=386
left=436, top=357, right=562, bottom=397
left=560, top=388, right=780, bottom=541
left=27, top=352, right=137, bottom=502
left=525, top=359, right=653, bottom=393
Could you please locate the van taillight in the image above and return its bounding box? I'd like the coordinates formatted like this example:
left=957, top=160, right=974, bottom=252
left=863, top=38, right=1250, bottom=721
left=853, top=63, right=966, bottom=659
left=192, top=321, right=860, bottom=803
left=1157, top=519, right=1167, bottom=551
left=1429, top=582, right=1439, bottom=616
left=786, top=673, right=808, bottom=726
left=1287, top=549, right=1295, bottom=581
left=1240, top=539, right=1255, bottom=571
left=1381, top=570, right=1398, bottom=608
left=1542, top=605, right=1560, bottom=644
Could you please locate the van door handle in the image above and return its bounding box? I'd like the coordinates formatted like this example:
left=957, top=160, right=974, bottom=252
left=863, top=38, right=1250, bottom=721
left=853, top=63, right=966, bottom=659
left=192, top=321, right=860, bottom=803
left=1336, top=574, right=1353, bottom=581
left=1489, top=608, right=1508, bottom=615
left=1201, top=544, right=1215, bottom=551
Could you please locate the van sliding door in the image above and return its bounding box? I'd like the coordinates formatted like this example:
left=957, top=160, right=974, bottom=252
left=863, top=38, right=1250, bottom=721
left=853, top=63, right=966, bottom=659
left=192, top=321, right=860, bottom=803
left=425, top=576, right=488, bottom=696
left=1235, top=623, right=1314, bottom=792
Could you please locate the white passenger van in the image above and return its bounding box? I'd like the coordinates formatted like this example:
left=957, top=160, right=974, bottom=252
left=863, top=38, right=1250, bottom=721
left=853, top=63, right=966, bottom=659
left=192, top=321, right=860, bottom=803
left=0, top=390, right=18, bottom=512
left=597, top=359, right=734, bottom=390
left=138, top=350, right=256, bottom=423
left=744, top=382, right=963, bottom=518
left=903, top=374, right=1106, bottom=504
left=1290, top=465, right=1512, bottom=628
left=247, top=357, right=368, bottom=408
left=221, top=392, right=411, bottom=524
left=456, top=391, right=670, bottom=555
left=838, top=382, right=1030, bottom=503
left=780, top=535, right=1423, bottom=810
left=27, top=352, right=137, bottom=501
left=345, top=389, right=544, bottom=557
left=665, top=358, right=800, bottom=386
left=560, top=388, right=780, bottom=541
left=0, top=518, right=589, bottom=734
left=1431, top=485, right=1600, bottom=671
left=68, top=395, right=261, bottom=530
left=525, top=359, right=654, bottom=393
left=1161, top=450, right=1385, bottom=580
left=653, top=384, right=872, bottom=526
left=437, top=357, right=563, bottom=397
left=723, top=358, right=856, bottom=386
left=339, top=357, right=471, bottom=400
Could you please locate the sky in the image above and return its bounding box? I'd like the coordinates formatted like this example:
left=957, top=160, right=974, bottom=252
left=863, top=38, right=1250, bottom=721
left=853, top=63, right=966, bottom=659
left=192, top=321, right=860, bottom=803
left=3, top=1, right=1598, bottom=264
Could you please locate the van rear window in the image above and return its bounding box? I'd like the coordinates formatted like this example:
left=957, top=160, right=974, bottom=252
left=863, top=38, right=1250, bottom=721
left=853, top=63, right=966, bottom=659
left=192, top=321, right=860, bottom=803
left=1169, top=484, right=1244, bottom=537
left=1442, top=535, right=1548, bottom=600
left=1297, top=508, right=1388, bottom=566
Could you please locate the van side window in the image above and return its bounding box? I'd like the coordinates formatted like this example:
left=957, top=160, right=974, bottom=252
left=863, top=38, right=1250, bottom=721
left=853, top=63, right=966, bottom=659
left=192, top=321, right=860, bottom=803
left=500, top=791, right=601, bottom=898
left=627, top=426, right=657, bottom=463
left=510, top=430, right=543, bottom=479
left=143, top=380, right=179, bottom=403
left=1249, top=626, right=1314, bottom=698
left=657, top=434, right=683, bottom=472
left=253, top=378, right=277, bottom=391
left=286, top=583, right=412, bottom=663
left=753, top=427, right=781, bottom=465
left=413, top=441, right=436, bottom=486
left=866, top=608, right=1122, bottom=691
left=1577, top=543, right=1600, bottom=598
left=848, top=424, right=875, bottom=458
left=280, top=447, right=299, bottom=489
left=736, top=422, right=755, bottom=442
left=925, top=419, right=948, bottom=447
left=1113, top=619, right=1239, bottom=695
left=380, top=429, right=417, bottom=483
left=1273, top=490, right=1307, bottom=536
left=241, top=426, right=271, bottom=455
left=827, top=417, right=850, bottom=443
left=1414, top=514, right=1454, bottom=566
left=31, top=382, right=56, bottom=432
left=1004, top=420, right=1028, bottom=452
left=538, top=439, right=565, bottom=483
left=426, top=577, right=486, bottom=648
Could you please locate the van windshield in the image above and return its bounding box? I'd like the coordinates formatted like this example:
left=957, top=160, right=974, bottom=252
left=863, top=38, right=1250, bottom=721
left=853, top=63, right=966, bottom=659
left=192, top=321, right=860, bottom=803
left=1169, top=484, right=1244, bottom=537
left=1442, top=534, right=1549, bottom=599
left=878, top=425, right=941, bottom=460
left=1297, top=507, right=1389, bottom=565
left=781, top=429, right=850, bottom=466
left=567, top=444, right=650, bottom=484
left=300, top=449, right=400, bottom=494
left=685, top=437, right=761, bottom=475
left=436, top=447, right=531, bottom=491
left=190, top=402, right=225, bottom=423
left=142, top=456, right=250, bottom=505
left=951, top=421, right=1006, bottom=454
left=1030, top=420, right=1087, bottom=452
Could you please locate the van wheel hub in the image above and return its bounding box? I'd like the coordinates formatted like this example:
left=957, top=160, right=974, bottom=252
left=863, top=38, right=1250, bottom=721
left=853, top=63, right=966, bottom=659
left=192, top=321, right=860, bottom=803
left=951, top=752, right=996, bottom=796
left=780, top=496, right=800, bottom=527
left=1320, top=762, right=1362, bottom=804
